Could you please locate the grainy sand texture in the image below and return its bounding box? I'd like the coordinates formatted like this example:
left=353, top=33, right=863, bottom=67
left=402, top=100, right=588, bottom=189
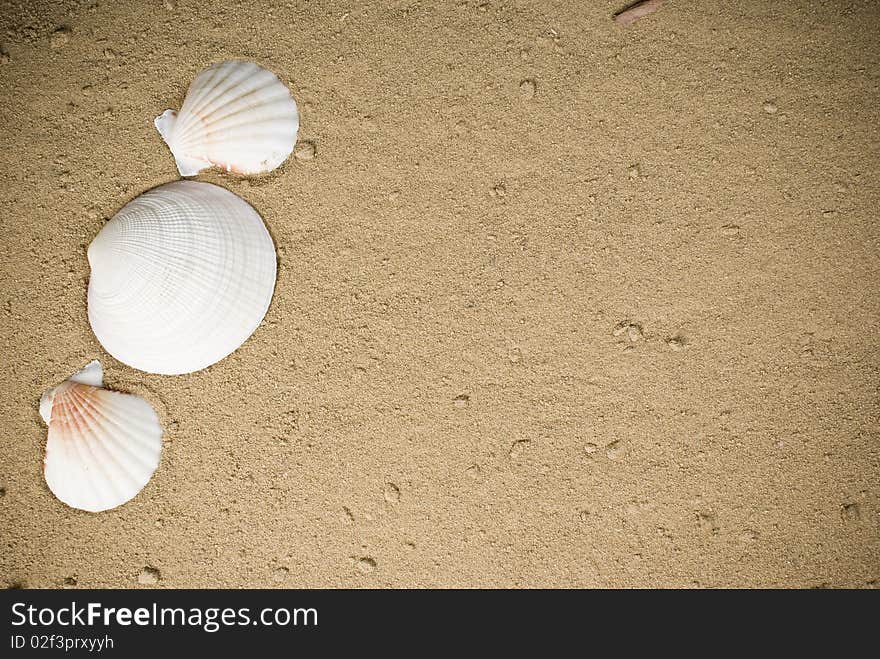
left=1, top=0, right=878, bottom=588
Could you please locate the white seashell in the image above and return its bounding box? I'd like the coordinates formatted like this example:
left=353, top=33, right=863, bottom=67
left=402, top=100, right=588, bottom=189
left=40, top=361, right=163, bottom=512
left=88, top=181, right=277, bottom=375
left=155, top=60, right=299, bottom=176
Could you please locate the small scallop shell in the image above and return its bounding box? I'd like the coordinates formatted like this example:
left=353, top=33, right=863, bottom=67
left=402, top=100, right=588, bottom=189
left=87, top=181, right=277, bottom=375
left=40, top=361, right=163, bottom=513
left=155, top=60, right=299, bottom=176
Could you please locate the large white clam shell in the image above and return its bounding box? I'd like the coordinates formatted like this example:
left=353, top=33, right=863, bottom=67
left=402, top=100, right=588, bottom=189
left=155, top=60, right=299, bottom=176
left=87, top=181, right=277, bottom=375
left=40, top=361, right=163, bottom=512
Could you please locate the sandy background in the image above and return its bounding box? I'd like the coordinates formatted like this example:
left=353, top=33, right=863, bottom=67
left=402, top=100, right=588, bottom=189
left=1, top=0, right=878, bottom=588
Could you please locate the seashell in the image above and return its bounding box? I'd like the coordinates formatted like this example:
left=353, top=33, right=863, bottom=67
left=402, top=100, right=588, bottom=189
left=155, top=60, right=299, bottom=176
left=88, top=180, right=277, bottom=375
left=40, top=361, right=163, bottom=512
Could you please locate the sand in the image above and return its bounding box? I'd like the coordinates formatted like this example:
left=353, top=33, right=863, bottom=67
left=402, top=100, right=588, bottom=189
left=1, top=0, right=878, bottom=589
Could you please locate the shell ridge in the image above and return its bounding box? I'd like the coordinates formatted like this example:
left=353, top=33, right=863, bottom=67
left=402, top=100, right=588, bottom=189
left=63, top=386, right=132, bottom=505
left=68, top=386, right=161, bottom=466
left=178, top=119, right=298, bottom=153
left=63, top=386, right=152, bottom=509
left=48, top=388, right=112, bottom=511
left=175, top=109, right=296, bottom=153
left=80, top=392, right=162, bottom=458
left=176, top=62, right=260, bottom=136
left=177, top=60, right=243, bottom=122
left=180, top=60, right=256, bottom=123
left=180, top=77, right=292, bottom=134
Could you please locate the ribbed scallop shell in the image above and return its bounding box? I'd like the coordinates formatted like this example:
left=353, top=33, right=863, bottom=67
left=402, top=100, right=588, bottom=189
left=154, top=60, right=299, bottom=176
left=87, top=181, right=277, bottom=375
left=40, top=361, right=162, bottom=513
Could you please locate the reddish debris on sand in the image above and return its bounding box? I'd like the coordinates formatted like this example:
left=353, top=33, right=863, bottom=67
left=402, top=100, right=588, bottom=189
left=613, top=0, right=664, bottom=27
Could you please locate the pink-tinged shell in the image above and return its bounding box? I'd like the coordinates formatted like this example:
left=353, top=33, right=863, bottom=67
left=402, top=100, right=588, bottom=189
left=41, top=363, right=162, bottom=512
left=154, top=60, right=299, bottom=176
